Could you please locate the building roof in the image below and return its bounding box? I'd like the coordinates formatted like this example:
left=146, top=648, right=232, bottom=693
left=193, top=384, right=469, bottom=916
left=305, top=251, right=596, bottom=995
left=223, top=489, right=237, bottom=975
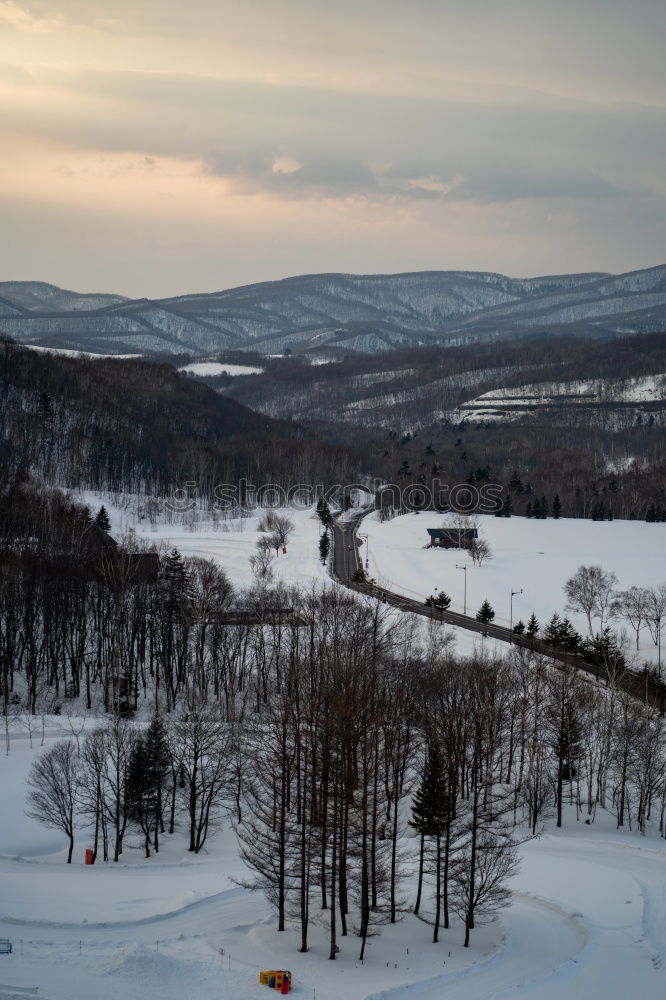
left=427, top=527, right=478, bottom=540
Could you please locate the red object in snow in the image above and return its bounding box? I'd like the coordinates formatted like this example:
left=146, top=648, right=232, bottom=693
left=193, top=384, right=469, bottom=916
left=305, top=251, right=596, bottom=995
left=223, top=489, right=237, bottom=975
left=85, top=849, right=94, bottom=865
left=282, top=547, right=287, bottom=554
left=280, top=979, right=290, bottom=995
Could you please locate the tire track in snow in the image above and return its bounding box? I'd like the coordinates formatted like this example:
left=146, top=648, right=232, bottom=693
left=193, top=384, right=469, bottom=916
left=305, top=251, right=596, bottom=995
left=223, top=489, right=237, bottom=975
left=365, top=892, right=588, bottom=1000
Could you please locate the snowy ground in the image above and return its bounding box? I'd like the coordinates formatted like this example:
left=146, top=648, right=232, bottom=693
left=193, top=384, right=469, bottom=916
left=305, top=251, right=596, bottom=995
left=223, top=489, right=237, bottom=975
left=363, top=512, right=666, bottom=665
left=178, top=362, right=264, bottom=377
left=4, top=501, right=666, bottom=997
left=76, top=493, right=329, bottom=593
left=1, top=727, right=665, bottom=1000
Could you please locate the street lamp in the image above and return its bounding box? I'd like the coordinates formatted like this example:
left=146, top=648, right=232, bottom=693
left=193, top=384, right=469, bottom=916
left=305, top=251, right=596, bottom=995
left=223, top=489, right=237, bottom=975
left=510, top=588, right=523, bottom=644
left=456, top=564, right=467, bottom=615
left=655, top=614, right=662, bottom=673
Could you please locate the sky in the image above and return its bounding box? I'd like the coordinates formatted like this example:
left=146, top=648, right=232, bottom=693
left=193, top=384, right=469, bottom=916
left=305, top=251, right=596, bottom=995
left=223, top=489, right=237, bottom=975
left=1, top=0, right=665, bottom=298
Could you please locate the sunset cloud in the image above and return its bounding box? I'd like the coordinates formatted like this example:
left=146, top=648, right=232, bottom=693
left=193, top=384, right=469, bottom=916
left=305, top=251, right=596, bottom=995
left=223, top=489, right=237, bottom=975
left=0, top=1, right=664, bottom=295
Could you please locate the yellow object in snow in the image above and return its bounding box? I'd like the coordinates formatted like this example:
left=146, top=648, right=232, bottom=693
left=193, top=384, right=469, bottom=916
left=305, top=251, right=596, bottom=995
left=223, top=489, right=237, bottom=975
left=259, top=969, right=292, bottom=992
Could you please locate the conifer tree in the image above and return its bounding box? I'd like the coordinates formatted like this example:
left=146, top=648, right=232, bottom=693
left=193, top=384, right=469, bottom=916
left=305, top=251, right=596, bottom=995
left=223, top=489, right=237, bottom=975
left=127, top=717, right=171, bottom=857
left=316, top=496, right=332, bottom=525
left=410, top=743, right=451, bottom=942
left=95, top=505, right=111, bottom=532
left=526, top=613, right=540, bottom=637
left=319, top=530, right=331, bottom=564
left=476, top=600, right=495, bottom=624
left=552, top=495, right=561, bottom=519
left=543, top=613, right=563, bottom=646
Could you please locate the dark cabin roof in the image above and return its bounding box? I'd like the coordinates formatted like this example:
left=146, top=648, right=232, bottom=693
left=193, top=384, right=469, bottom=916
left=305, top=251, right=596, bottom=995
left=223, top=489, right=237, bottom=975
left=427, top=528, right=478, bottom=541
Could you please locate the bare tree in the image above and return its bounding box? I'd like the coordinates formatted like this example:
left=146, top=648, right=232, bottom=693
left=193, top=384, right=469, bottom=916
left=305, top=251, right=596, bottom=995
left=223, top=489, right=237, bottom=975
left=470, top=538, right=492, bottom=567
left=26, top=740, right=80, bottom=863
left=275, top=515, right=294, bottom=546
left=172, top=707, right=233, bottom=853
left=643, top=584, right=666, bottom=647
left=268, top=516, right=295, bottom=556
left=614, top=586, right=649, bottom=651
left=250, top=546, right=274, bottom=581
left=564, top=565, right=619, bottom=636
left=258, top=510, right=279, bottom=533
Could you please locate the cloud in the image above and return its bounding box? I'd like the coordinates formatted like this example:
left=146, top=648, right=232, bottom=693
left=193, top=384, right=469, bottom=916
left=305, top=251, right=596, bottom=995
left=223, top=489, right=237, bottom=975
left=0, top=1, right=64, bottom=31
left=1, top=1, right=665, bottom=291
left=3, top=66, right=664, bottom=208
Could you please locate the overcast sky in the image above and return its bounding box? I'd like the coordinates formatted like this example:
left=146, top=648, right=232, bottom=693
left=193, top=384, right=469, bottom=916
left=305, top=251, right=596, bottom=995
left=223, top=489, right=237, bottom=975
left=1, top=0, right=665, bottom=297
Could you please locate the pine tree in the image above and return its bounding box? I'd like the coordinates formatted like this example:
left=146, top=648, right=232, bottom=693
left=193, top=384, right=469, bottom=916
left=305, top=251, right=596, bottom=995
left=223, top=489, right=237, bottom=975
left=591, top=502, right=605, bottom=521
left=476, top=600, right=495, bottom=624
left=161, top=548, right=191, bottom=615
left=540, top=496, right=547, bottom=519
left=544, top=613, right=563, bottom=646
left=316, top=497, right=332, bottom=525
left=410, top=743, right=451, bottom=942
left=526, top=501, right=533, bottom=518
left=526, top=613, right=540, bottom=638
left=513, top=620, right=525, bottom=635
left=127, top=717, right=170, bottom=857
left=319, top=530, right=330, bottom=564
left=425, top=591, right=451, bottom=611
left=559, top=618, right=581, bottom=654
left=552, top=495, right=561, bottom=519
left=95, top=505, right=111, bottom=532
left=580, top=628, right=626, bottom=671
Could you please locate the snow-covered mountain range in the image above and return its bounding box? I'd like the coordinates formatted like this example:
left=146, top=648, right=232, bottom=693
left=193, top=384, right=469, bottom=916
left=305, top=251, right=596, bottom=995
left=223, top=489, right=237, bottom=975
left=1, top=265, right=665, bottom=356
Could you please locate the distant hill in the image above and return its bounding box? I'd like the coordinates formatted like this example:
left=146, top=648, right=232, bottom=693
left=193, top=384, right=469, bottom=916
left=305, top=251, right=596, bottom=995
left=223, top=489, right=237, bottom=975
left=1, top=266, right=665, bottom=356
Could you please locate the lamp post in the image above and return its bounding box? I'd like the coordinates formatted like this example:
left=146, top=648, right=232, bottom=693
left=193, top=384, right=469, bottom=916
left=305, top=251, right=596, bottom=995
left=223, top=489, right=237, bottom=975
left=656, top=614, right=662, bottom=673
left=510, top=588, right=523, bottom=644
left=456, top=564, right=467, bottom=615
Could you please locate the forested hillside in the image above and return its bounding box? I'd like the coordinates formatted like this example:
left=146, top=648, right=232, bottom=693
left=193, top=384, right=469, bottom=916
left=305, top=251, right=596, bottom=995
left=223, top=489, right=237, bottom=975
left=2, top=265, right=666, bottom=356
left=0, top=341, right=362, bottom=495
left=224, top=332, right=666, bottom=520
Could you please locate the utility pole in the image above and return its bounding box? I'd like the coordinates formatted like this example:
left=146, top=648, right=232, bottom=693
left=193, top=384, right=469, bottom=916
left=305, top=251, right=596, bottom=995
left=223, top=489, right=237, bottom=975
left=456, top=564, right=467, bottom=615
left=510, top=588, right=523, bottom=643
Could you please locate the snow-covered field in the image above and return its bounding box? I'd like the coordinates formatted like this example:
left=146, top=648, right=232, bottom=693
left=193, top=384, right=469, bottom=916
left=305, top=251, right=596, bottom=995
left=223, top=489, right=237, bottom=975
left=178, top=362, right=264, bottom=377
left=1, top=726, right=665, bottom=1000
left=364, top=512, right=666, bottom=663
left=76, top=494, right=330, bottom=592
